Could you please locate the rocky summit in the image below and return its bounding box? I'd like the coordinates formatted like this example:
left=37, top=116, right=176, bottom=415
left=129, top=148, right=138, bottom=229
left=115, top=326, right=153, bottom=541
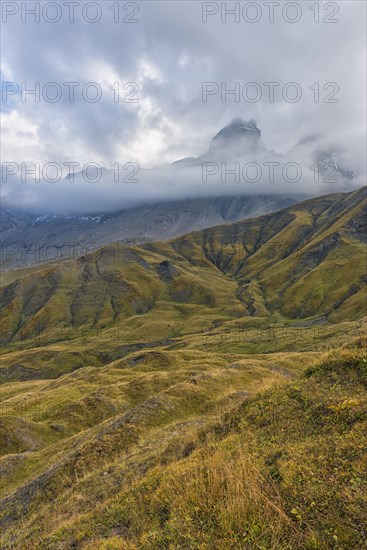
left=209, top=118, right=263, bottom=153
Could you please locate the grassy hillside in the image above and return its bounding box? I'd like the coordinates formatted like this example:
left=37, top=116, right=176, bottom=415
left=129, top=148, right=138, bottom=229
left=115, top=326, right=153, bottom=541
left=0, top=188, right=366, bottom=548
left=1, top=339, right=366, bottom=549
left=1, top=187, right=366, bottom=352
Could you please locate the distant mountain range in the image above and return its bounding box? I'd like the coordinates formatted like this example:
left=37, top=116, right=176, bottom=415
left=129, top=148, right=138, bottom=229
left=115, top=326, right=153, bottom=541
left=1, top=118, right=359, bottom=270
left=173, top=118, right=358, bottom=179
left=0, top=194, right=300, bottom=270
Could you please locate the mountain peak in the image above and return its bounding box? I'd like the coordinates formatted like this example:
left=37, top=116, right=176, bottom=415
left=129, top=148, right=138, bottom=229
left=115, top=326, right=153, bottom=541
left=230, top=117, right=258, bottom=129
left=209, top=117, right=262, bottom=153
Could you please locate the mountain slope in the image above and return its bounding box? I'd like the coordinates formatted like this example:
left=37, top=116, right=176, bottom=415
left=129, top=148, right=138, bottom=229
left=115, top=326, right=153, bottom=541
left=167, top=186, right=367, bottom=321
left=0, top=337, right=366, bottom=549
left=0, top=188, right=366, bottom=549
left=1, top=187, right=365, bottom=351
left=0, top=195, right=298, bottom=270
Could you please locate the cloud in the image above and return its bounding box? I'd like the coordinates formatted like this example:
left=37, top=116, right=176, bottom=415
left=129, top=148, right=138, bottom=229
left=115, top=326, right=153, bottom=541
left=1, top=0, right=366, bottom=213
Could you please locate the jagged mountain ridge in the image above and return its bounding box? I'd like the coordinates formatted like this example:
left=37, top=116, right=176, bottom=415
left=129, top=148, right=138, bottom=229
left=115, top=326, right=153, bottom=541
left=173, top=118, right=359, bottom=177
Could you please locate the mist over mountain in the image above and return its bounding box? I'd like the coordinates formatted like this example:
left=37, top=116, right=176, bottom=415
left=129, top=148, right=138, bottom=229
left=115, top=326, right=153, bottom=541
left=1, top=118, right=362, bottom=216
left=1, top=194, right=300, bottom=270
left=2, top=117, right=362, bottom=270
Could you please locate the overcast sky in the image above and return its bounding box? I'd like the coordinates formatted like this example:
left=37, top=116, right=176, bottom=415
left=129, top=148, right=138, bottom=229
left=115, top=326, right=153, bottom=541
left=1, top=0, right=366, bottom=213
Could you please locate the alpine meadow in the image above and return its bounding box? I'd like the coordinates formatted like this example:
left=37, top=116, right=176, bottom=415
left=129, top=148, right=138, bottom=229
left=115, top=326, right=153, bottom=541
left=1, top=1, right=366, bottom=549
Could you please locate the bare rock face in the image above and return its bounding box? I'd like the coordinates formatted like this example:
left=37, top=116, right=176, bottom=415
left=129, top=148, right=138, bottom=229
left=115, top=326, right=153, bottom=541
left=313, top=150, right=358, bottom=184
left=156, top=260, right=179, bottom=282
left=209, top=118, right=263, bottom=154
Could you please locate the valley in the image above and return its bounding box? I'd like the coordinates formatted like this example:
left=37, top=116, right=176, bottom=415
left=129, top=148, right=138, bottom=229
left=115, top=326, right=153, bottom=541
left=0, top=187, right=366, bottom=549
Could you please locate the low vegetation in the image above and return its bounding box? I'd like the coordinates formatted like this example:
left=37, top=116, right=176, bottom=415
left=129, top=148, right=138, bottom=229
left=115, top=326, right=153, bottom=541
left=0, top=189, right=366, bottom=548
